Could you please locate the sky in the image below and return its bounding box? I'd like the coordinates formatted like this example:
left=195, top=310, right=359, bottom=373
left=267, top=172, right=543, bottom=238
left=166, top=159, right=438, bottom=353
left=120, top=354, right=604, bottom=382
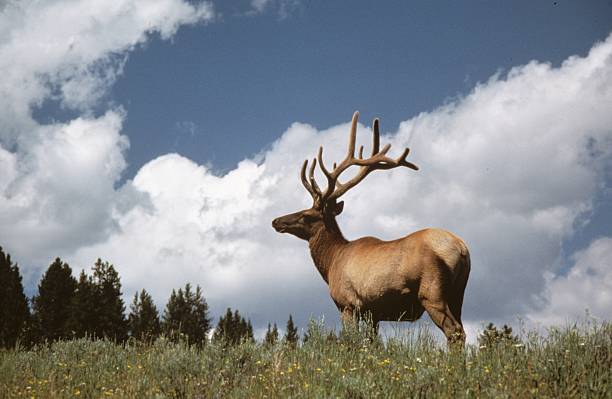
left=1, top=0, right=612, bottom=341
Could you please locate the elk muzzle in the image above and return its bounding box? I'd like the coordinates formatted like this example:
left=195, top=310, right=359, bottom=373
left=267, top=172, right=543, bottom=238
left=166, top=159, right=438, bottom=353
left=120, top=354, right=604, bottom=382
left=272, top=217, right=286, bottom=233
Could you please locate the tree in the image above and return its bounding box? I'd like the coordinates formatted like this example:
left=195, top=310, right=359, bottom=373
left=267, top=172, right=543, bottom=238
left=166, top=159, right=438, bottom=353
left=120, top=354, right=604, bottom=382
left=128, top=289, right=161, bottom=342
left=212, top=308, right=254, bottom=345
left=67, top=260, right=127, bottom=341
left=91, top=259, right=127, bottom=341
left=67, top=270, right=97, bottom=338
left=284, top=314, right=299, bottom=346
left=31, top=258, right=77, bottom=342
left=162, top=283, right=211, bottom=346
left=264, top=323, right=279, bottom=345
left=478, top=323, right=521, bottom=349
left=0, top=247, right=30, bottom=348
left=213, top=308, right=234, bottom=343
left=68, top=270, right=97, bottom=338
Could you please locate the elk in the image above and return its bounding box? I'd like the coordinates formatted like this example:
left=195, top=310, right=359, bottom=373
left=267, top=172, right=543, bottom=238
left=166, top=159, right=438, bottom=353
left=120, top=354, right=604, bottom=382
left=272, top=111, right=470, bottom=344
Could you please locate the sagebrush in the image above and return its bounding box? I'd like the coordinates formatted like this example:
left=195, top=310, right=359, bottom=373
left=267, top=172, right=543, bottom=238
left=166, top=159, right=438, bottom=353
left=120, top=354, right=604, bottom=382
left=1, top=321, right=610, bottom=398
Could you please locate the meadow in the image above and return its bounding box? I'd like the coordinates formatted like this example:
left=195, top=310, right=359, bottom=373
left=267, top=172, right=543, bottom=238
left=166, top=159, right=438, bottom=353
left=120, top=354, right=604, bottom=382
left=1, top=320, right=610, bottom=398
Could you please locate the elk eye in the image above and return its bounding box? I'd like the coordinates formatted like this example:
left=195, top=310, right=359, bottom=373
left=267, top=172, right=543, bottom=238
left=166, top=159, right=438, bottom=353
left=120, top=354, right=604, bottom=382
left=303, top=214, right=318, bottom=222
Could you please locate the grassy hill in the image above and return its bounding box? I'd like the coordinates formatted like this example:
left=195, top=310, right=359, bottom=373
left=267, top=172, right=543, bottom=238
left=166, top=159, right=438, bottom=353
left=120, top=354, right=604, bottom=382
left=1, top=321, right=610, bottom=398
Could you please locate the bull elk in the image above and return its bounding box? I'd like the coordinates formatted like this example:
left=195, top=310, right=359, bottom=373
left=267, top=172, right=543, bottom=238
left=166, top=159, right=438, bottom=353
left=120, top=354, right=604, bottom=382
left=272, top=111, right=470, bottom=344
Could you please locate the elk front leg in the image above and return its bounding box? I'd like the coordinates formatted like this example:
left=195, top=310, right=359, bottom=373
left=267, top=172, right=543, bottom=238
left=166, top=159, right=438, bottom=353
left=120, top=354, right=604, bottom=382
left=341, top=307, right=355, bottom=327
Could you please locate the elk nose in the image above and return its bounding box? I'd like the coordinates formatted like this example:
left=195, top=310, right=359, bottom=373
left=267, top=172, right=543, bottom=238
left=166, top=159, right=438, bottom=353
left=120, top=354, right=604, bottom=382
left=272, top=218, right=286, bottom=232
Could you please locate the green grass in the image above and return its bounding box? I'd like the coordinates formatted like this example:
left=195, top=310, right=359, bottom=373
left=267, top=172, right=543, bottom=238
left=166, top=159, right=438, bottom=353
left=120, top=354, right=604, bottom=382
left=1, top=321, right=610, bottom=398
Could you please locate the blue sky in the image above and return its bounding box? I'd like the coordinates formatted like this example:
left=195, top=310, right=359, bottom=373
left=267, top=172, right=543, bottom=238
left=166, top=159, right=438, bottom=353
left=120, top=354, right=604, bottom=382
left=2, top=1, right=612, bottom=339
left=36, top=1, right=612, bottom=174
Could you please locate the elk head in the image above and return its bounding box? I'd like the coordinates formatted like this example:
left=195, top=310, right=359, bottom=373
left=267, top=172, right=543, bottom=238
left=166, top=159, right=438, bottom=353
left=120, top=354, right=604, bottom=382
left=272, top=111, right=419, bottom=241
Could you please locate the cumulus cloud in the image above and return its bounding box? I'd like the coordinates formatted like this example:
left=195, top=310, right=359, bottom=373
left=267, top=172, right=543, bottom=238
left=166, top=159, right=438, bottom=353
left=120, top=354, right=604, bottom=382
left=0, top=0, right=213, bottom=280
left=528, top=237, right=612, bottom=325
left=1, top=0, right=611, bottom=341
left=0, top=0, right=213, bottom=142
left=66, top=34, right=612, bottom=339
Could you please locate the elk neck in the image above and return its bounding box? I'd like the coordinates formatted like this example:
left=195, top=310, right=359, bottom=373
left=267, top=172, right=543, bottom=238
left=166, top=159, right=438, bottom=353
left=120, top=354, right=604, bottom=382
left=308, top=216, right=347, bottom=284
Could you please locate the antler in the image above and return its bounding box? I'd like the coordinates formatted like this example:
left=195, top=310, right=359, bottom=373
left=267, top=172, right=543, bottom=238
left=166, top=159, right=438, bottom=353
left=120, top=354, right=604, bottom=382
left=301, top=111, right=418, bottom=205
left=300, top=158, right=323, bottom=204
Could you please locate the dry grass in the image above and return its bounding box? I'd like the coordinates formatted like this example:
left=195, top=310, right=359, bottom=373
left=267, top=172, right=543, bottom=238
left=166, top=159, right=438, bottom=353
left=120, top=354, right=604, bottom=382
left=1, top=320, right=610, bottom=398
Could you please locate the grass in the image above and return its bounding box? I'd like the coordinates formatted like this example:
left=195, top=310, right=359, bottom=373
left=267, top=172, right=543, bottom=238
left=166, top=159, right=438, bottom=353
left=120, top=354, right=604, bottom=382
left=0, top=320, right=610, bottom=398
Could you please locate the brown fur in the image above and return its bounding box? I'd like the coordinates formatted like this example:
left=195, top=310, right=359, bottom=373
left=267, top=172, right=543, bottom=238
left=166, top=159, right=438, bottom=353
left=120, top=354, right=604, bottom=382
left=272, top=112, right=470, bottom=344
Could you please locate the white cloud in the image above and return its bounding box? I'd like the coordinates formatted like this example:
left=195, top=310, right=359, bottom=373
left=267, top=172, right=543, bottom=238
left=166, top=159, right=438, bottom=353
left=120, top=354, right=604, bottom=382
left=0, top=0, right=213, bottom=278
left=250, top=0, right=271, bottom=13
left=2, top=111, right=127, bottom=261
left=528, top=237, right=612, bottom=326
left=0, top=0, right=214, bottom=142
left=1, top=0, right=611, bottom=340
left=68, top=34, right=612, bottom=338
left=248, top=0, right=300, bottom=18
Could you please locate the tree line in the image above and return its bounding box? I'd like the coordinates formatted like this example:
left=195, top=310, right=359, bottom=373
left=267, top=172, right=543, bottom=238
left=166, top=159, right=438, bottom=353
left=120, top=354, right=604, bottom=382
left=0, top=247, right=299, bottom=348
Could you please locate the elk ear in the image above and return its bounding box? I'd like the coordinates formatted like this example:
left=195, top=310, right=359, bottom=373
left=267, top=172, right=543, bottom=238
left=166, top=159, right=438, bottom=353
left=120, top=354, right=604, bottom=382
left=333, top=201, right=344, bottom=215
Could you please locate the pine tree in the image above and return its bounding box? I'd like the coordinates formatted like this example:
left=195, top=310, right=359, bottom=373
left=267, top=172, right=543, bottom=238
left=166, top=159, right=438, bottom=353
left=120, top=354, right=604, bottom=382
left=284, top=314, right=299, bottom=347
left=66, top=260, right=127, bottom=341
left=127, top=289, right=161, bottom=342
left=91, top=259, right=127, bottom=341
left=67, top=270, right=97, bottom=338
left=0, top=247, right=30, bottom=348
left=264, top=323, right=279, bottom=345
left=162, top=283, right=211, bottom=346
left=212, top=308, right=235, bottom=343
left=31, top=258, right=77, bottom=342
left=212, top=308, right=254, bottom=345
left=246, top=319, right=254, bottom=342
left=478, top=323, right=521, bottom=349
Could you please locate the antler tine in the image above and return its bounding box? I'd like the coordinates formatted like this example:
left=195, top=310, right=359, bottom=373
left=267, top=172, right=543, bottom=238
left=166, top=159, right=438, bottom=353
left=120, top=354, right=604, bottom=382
left=308, top=158, right=323, bottom=195
left=347, top=111, right=359, bottom=157
left=396, top=148, right=419, bottom=170
left=300, top=159, right=319, bottom=201
left=317, top=146, right=337, bottom=196
left=372, top=118, right=380, bottom=155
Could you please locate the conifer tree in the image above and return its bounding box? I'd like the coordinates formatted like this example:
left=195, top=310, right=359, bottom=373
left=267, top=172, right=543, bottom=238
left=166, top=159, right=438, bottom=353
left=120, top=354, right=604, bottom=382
left=128, top=289, right=161, bottom=341
left=264, top=323, right=279, bottom=345
left=213, top=308, right=254, bottom=345
left=284, top=314, right=299, bottom=346
left=0, top=247, right=30, bottom=348
left=212, top=308, right=235, bottom=343
left=67, top=260, right=127, bottom=341
left=246, top=319, right=254, bottom=342
left=478, top=323, right=521, bottom=348
left=162, top=283, right=211, bottom=346
left=67, top=270, right=97, bottom=338
left=91, top=259, right=127, bottom=341
left=31, top=258, right=77, bottom=342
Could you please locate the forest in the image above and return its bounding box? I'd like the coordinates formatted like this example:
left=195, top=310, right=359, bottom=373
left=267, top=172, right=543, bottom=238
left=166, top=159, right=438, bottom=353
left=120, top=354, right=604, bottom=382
left=0, top=246, right=295, bottom=348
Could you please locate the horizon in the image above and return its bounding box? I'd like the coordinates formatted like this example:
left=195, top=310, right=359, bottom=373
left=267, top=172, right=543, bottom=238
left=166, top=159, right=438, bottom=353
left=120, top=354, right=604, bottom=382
left=1, top=0, right=612, bottom=342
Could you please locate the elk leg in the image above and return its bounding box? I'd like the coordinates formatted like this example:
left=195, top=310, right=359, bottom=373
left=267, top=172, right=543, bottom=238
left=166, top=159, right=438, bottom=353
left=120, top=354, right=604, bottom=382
left=341, top=307, right=356, bottom=327
left=421, top=299, right=465, bottom=345
left=449, top=257, right=470, bottom=325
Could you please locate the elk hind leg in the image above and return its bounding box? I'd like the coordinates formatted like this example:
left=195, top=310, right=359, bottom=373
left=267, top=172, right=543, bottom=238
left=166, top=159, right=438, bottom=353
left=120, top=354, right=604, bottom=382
left=449, top=256, right=470, bottom=325
left=422, top=299, right=465, bottom=345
